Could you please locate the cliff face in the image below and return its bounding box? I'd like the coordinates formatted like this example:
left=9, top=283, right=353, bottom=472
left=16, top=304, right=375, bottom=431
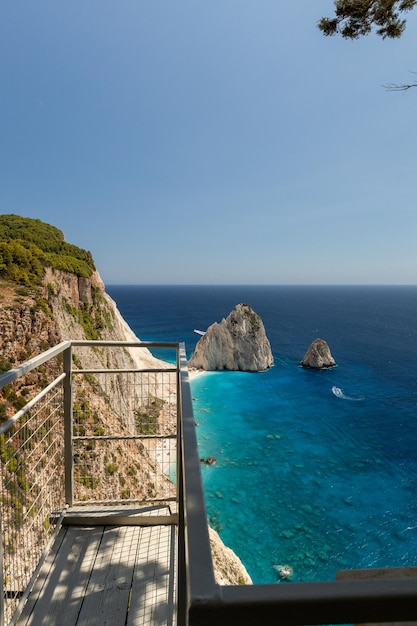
left=209, top=527, right=252, bottom=585
left=0, top=271, right=174, bottom=501
left=0, top=281, right=60, bottom=366
left=0, top=268, right=250, bottom=585
left=0, top=268, right=159, bottom=367
left=189, top=303, right=273, bottom=372
left=43, top=267, right=166, bottom=369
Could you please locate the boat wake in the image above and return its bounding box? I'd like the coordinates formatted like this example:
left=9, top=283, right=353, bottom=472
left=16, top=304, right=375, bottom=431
left=331, top=386, right=363, bottom=401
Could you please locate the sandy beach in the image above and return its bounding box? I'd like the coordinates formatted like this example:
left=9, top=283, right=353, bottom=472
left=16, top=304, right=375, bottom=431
left=187, top=367, right=206, bottom=381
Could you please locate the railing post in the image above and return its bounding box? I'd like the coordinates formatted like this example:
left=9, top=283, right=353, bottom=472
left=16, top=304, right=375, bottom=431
left=63, top=343, right=73, bottom=507
left=176, top=343, right=187, bottom=626
left=176, top=344, right=182, bottom=505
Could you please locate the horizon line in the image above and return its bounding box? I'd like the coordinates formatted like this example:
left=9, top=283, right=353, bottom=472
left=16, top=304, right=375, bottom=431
left=104, top=282, right=417, bottom=287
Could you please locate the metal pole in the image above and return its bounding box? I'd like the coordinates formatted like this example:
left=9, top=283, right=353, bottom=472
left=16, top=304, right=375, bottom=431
left=176, top=343, right=187, bottom=625
left=63, top=344, right=73, bottom=507
left=176, top=344, right=181, bottom=508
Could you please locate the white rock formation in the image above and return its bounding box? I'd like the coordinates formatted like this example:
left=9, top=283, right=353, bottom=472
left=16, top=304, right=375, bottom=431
left=209, top=527, right=252, bottom=585
left=189, top=303, right=273, bottom=372
left=301, top=338, right=336, bottom=369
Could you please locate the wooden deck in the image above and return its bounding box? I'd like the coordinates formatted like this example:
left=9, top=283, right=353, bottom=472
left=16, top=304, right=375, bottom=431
left=16, top=506, right=177, bottom=626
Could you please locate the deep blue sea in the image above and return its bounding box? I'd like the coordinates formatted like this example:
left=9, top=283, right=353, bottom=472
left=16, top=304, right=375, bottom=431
left=107, top=285, right=417, bottom=585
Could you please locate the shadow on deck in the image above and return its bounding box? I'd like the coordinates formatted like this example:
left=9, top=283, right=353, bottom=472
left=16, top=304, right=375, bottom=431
left=17, top=506, right=177, bottom=626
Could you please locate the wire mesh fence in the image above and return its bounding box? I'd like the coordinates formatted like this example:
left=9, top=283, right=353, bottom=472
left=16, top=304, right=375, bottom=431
left=0, top=380, right=66, bottom=624
left=71, top=366, right=178, bottom=505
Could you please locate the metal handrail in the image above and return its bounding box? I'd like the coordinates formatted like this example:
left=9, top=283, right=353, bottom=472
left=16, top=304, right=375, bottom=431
left=0, top=372, right=66, bottom=437
left=0, top=341, right=71, bottom=389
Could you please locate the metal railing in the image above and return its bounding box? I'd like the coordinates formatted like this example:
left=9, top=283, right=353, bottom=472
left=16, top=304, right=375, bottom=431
left=0, top=340, right=180, bottom=625
left=1, top=340, right=416, bottom=625
left=69, top=341, right=179, bottom=507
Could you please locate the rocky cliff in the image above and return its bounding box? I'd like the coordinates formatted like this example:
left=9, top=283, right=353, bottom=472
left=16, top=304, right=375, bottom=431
left=1, top=266, right=162, bottom=367
left=209, top=527, right=252, bottom=585
left=0, top=269, right=175, bottom=498
left=0, top=217, right=251, bottom=585
left=301, top=338, right=336, bottom=369
left=189, top=303, right=273, bottom=372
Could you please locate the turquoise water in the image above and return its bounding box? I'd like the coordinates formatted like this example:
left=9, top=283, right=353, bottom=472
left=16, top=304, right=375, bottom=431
left=108, top=285, right=417, bottom=584
left=192, top=365, right=417, bottom=583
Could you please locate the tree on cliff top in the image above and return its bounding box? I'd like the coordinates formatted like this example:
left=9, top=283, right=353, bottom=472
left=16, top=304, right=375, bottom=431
left=318, top=0, right=417, bottom=38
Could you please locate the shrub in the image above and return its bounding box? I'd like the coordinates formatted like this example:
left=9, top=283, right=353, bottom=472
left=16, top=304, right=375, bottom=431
left=0, top=215, right=95, bottom=283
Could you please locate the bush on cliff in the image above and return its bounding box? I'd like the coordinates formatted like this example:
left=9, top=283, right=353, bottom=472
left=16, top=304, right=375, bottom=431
left=0, top=214, right=95, bottom=284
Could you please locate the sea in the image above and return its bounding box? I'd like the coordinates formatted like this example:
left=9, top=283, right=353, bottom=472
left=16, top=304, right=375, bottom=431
left=107, top=285, right=417, bottom=585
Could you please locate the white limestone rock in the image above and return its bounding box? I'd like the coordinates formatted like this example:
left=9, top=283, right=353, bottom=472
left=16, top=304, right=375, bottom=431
left=301, top=338, right=336, bottom=369
left=209, top=527, right=252, bottom=585
left=189, top=303, right=273, bottom=372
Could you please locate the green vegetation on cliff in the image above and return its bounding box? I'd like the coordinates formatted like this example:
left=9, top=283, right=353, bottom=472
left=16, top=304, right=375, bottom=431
left=63, top=286, right=114, bottom=340
left=0, top=214, right=95, bottom=285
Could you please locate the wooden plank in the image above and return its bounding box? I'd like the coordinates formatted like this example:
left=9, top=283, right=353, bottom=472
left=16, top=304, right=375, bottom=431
left=76, top=525, right=140, bottom=626
left=17, top=526, right=68, bottom=624
left=127, top=525, right=177, bottom=626
left=17, top=526, right=103, bottom=626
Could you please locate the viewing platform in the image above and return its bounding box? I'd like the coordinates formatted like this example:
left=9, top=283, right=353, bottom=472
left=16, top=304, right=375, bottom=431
left=1, top=340, right=416, bottom=626
left=17, top=505, right=177, bottom=625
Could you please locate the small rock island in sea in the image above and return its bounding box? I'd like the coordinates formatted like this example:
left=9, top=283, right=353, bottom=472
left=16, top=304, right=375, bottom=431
left=189, top=303, right=273, bottom=372
left=301, top=338, right=336, bottom=369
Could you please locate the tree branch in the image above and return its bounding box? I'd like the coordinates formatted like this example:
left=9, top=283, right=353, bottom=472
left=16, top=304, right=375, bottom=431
left=383, top=71, right=417, bottom=91
left=383, top=82, right=417, bottom=91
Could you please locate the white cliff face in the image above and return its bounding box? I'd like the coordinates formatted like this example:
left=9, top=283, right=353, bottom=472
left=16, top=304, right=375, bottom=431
left=0, top=270, right=253, bottom=585
left=44, top=267, right=170, bottom=370
left=189, top=303, right=273, bottom=372
left=301, top=338, right=336, bottom=369
left=42, top=268, right=175, bottom=438
left=44, top=268, right=163, bottom=365
left=209, top=527, right=252, bottom=585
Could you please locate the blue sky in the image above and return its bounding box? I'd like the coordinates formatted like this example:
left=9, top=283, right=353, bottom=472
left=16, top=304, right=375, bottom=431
left=1, top=1, right=417, bottom=285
